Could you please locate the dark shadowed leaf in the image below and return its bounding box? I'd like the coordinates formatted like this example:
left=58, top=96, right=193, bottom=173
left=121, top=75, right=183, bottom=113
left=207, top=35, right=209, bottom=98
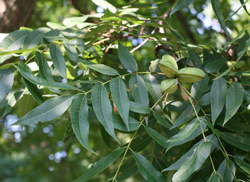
left=0, top=69, right=15, bottom=102
left=171, top=104, right=200, bottom=129
left=118, top=42, right=137, bottom=72
left=73, top=148, right=124, bottom=182
left=170, top=0, right=195, bottom=16
left=129, top=74, right=149, bottom=107
left=211, top=77, right=227, bottom=125
left=223, top=83, right=244, bottom=125
left=208, top=172, right=223, bottom=182
left=221, top=132, right=250, bottom=152
left=23, top=78, right=44, bottom=104
left=191, top=73, right=209, bottom=100
left=71, top=94, right=96, bottom=154
left=144, top=126, right=169, bottom=148
left=172, top=142, right=211, bottom=182
left=132, top=151, right=166, bottom=182
left=113, top=113, right=139, bottom=132
left=110, top=78, right=130, bottom=130
left=234, top=158, right=250, bottom=175
left=153, top=111, right=172, bottom=129
left=12, top=95, right=74, bottom=125
left=91, top=84, right=119, bottom=143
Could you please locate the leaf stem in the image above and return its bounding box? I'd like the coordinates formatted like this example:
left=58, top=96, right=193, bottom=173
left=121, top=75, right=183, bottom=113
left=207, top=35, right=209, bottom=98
left=111, top=92, right=167, bottom=181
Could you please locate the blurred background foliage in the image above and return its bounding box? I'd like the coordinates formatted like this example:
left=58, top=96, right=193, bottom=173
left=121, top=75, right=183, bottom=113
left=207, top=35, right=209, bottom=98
left=0, top=0, right=249, bottom=181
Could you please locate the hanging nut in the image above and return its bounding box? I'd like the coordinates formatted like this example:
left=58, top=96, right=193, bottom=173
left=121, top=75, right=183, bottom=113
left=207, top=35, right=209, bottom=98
left=159, top=55, right=178, bottom=78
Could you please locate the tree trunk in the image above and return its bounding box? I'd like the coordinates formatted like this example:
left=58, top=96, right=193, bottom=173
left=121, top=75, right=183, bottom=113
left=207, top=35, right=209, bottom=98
left=0, top=0, right=37, bottom=33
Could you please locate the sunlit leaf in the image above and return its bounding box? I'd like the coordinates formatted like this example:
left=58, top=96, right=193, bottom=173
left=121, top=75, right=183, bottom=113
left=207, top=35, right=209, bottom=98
left=0, top=30, right=30, bottom=63
left=92, top=0, right=116, bottom=13
left=63, top=16, right=88, bottom=27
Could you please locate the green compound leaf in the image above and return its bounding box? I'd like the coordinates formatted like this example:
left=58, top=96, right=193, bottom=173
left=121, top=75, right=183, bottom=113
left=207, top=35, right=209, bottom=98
left=12, top=95, right=74, bottom=125
left=223, top=82, right=244, bottom=125
left=0, top=29, right=30, bottom=64
left=172, top=142, right=211, bottom=182
left=0, top=69, right=15, bottom=102
left=234, top=158, right=250, bottom=175
left=17, top=62, right=78, bottom=90
left=210, top=77, right=227, bottom=125
left=129, top=74, right=149, bottom=107
left=71, top=95, right=96, bottom=154
left=23, top=27, right=50, bottom=49
left=132, top=151, right=166, bottom=182
left=73, top=148, right=124, bottom=182
left=118, top=42, right=138, bottom=72
left=110, top=78, right=130, bottom=130
left=208, top=172, right=223, bottom=182
left=80, top=59, right=119, bottom=76
left=144, top=126, right=169, bottom=148
left=91, top=84, right=119, bottom=143
left=211, top=0, right=232, bottom=39
left=50, top=44, right=67, bottom=81
left=23, top=78, right=44, bottom=104
left=221, top=132, right=250, bottom=152
left=170, top=0, right=195, bottom=16
left=144, top=74, right=162, bottom=102
left=217, top=159, right=235, bottom=182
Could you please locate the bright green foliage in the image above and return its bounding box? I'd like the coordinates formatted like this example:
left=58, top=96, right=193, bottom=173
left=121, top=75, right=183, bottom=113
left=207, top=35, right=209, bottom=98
left=1, top=0, right=250, bottom=181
